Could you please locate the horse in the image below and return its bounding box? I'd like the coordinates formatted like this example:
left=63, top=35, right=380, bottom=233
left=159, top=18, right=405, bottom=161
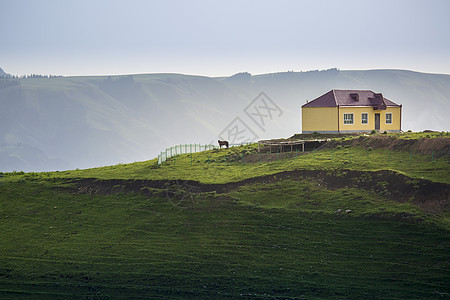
left=218, top=140, right=229, bottom=149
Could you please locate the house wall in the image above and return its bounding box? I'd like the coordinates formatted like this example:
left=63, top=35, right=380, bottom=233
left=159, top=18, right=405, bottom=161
left=338, top=106, right=401, bottom=133
left=302, top=107, right=338, bottom=133
left=339, top=107, right=373, bottom=132
left=302, top=106, right=402, bottom=134
left=376, top=106, right=402, bottom=132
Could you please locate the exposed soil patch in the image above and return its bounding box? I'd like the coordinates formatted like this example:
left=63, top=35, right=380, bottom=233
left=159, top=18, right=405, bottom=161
left=70, top=169, right=449, bottom=213
left=322, top=135, right=450, bottom=158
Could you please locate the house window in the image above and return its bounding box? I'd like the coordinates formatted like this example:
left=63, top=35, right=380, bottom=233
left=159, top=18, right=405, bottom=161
left=361, top=113, right=368, bottom=124
left=386, top=113, right=392, bottom=124
left=343, top=113, right=354, bottom=124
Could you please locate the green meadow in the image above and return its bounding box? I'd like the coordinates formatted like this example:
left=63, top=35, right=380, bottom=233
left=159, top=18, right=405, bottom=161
left=0, top=132, right=449, bottom=298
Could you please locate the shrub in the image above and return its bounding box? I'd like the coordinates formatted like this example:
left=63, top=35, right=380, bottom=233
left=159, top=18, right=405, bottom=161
left=407, top=130, right=412, bottom=133
left=382, top=131, right=387, bottom=134
left=370, top=130, right=376, bottom=135
left=368, top=147, right=372, bottom=151
left=336, top=145, right=342, bottom=149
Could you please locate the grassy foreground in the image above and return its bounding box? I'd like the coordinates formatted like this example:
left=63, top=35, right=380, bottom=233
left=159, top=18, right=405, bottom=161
left=0, top=132, right=449, bottom=298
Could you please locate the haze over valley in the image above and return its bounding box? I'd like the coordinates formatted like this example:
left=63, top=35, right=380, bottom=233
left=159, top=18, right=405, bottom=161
left=1, top=68, right=449, bottom=172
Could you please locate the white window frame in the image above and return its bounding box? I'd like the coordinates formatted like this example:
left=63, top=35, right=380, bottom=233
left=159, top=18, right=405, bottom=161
left=361, top=113, right=368, bottom=125
left=385, top=113, right=392, bottom=124
left=343, top=113, right=354, bottom=125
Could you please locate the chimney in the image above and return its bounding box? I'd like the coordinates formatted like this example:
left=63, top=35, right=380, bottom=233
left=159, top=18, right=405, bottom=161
left=350, top=93, right=359, bottom=101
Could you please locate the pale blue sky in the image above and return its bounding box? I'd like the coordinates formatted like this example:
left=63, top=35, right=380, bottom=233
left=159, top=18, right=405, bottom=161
left=1, top=0, right=449, bottom=76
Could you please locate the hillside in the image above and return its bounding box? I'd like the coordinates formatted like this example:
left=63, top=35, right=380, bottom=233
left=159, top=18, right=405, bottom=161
left=0, top=132, right=449, bottom=298
left=1, top=69, right=450, bottom=172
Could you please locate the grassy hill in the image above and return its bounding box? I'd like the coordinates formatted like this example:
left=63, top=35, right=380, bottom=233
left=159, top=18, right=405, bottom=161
left=0, top=132, right=449, bottom=298
left=1, top=69, right=450, bottom=172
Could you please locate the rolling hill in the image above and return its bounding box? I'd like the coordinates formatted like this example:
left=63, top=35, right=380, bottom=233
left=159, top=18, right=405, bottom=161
left=0, top=132, right=449, bottom=298
left=1, top=68, right=449, bottom=171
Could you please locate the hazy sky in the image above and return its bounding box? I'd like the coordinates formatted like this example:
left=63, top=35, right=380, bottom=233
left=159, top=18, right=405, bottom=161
left=1, top=0, right=450, bottom=76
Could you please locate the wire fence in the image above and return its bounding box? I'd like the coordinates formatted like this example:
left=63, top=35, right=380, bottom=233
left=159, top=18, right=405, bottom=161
left=158, top=145, right=449, bottom=168
left=157, top=143, right=252, bottom=165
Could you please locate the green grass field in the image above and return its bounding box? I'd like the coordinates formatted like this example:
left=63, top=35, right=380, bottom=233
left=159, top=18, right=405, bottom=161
left=0, top=132, right=449, bottom=298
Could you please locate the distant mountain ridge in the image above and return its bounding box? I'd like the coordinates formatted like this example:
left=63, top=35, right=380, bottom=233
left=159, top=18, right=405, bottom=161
left=0, top=68, right=449, bottom=172
left=0, top=67, right=9, bottom=77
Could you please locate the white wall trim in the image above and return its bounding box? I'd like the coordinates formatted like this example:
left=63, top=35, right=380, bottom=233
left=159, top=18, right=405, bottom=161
left=361, top=112, right=369, bottom=125
left=343, top=113, right=354, bottom=125
left=385, top=112, right=393, bottom=124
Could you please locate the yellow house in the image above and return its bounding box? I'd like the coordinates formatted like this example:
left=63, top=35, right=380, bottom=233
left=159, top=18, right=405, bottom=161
left=302, top=90, right=402, bottom=133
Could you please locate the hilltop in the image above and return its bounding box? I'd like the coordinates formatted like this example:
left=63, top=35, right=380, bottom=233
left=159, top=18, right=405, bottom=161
left=0, top=132, right=449, bottom=298
left=1, top=68, right=450, bottom=172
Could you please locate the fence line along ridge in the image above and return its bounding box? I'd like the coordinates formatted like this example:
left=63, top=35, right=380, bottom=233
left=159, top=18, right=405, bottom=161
left=157, top=143, right=253, bottom=165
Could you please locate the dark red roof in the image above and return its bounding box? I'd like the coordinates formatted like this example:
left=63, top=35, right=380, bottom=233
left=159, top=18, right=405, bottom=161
left=302, top=90, right=401, bottom=108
